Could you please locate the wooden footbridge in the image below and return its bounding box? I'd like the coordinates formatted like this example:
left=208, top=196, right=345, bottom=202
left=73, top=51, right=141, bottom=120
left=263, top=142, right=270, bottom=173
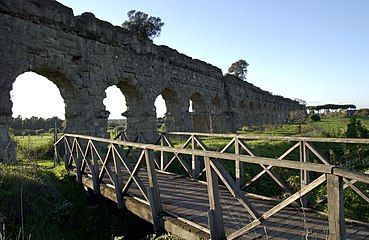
left=55, top=132, right=369, bottom=239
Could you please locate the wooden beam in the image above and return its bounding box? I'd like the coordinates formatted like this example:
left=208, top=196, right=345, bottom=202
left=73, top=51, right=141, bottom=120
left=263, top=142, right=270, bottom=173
left=343, top=177, right=369, bottom=203
left=204, top=156, right=226, bottom=239
left=210, top=159, right=260, bottom=220
left=300, top=141, right=310, bottom=207
left=327, top=174, right=346, bottom=240
left=112, top=145, right=124, bottom=208
left=230, top=174, right=326, bottom=240
left=235, top=137, right=244, bottom=189
left=117, top=148, right=148, bottom=201
left=145, top=149, right=163, bottom=232
left=192, top=135, right=200, bottom=179
left=165, top=132, right=369, bottom=144
left=160, top=133, right=167, bottom=171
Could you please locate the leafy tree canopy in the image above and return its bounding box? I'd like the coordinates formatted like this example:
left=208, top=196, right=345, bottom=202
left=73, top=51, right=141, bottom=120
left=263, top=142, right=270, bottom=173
left=228, top=59, right=249, bottom=80
left=122, top=10, right=164, bottom=42
left=294, top=98, right=307, bottom=106
left=307, top=104, right=356, bottom=111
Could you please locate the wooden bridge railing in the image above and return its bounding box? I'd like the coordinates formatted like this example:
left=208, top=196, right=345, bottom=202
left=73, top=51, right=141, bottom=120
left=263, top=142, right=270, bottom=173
left=157, top=132, right=369, bottom=208
left=55, top=133, right=369, bottom=240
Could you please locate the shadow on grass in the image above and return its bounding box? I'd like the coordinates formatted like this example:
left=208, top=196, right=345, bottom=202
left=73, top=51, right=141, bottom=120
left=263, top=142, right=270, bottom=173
left=0, top=162, right=156, bottom=240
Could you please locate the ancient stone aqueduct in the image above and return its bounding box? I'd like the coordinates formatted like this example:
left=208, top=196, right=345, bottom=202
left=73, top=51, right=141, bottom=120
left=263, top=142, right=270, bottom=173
left=0, top=0, right=304, bottom=161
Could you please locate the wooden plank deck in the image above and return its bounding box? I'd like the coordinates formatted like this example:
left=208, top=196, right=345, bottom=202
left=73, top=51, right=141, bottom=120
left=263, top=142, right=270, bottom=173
left=81, top=168, right=369, bottom=240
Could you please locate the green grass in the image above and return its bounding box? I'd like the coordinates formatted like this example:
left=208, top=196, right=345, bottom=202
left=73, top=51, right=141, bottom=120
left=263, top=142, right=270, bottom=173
left=15, top=133, right=54, bottom=145
left=238, top=116, right=369, bottom=138
left=0, top=161, right=164, bottom=240
left=1, top=137, right=182, bottom=240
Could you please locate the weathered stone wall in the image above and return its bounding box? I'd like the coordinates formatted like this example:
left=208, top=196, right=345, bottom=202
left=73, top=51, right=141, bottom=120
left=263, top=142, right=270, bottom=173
left=0, top=0, right=305, bottom=161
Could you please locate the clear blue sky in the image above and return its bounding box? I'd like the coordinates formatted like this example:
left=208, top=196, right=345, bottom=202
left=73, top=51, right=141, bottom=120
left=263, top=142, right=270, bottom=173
left=11, top=0, right=369, bottom=119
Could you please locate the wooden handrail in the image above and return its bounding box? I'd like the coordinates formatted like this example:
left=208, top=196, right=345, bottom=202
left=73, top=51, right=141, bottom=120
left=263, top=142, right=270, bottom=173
left=58, top=134, right=338, bottom=174
left=166, top=131, right=369, bottom=144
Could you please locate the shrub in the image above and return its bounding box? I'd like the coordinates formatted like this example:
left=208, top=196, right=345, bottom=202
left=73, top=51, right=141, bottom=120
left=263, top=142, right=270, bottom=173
left=354, top=109, right=369, bottom=116
left=114, top=125, right=125, bottom=133
left=310, top=114, right=321, bottom=122
left=346, top=117, right=369, bottom=138
left=35, top=129, right=46, bottom=135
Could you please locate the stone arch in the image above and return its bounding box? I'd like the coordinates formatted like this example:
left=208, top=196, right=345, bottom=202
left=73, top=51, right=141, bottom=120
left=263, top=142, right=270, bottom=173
left=211, top=95, right=221, bottom=114
left=239, top=100, right=247, bottom=127
left=116, top=80, right=157, bottom=142
left=190, top=92, right=209, bottom=132
left=28, top=64, right=110, bottom=139
left=209, top=95, right=225, bottom=133
left=155, top=87, right=191, bottom=132
left=0, top=66, right=80, bottom=162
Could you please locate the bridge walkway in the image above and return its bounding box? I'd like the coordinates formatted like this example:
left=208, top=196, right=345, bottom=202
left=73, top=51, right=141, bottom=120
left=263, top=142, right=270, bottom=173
left=81, top=166, right=369, bottom=240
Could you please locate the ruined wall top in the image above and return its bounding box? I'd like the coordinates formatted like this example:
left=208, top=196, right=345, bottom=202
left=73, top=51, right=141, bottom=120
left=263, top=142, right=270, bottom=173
left=0, top=0, right=222, bottom=78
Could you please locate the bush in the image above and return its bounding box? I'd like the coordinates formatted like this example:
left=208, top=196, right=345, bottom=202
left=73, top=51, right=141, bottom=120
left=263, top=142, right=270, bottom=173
left=346, top=117, right=369, bottom=138
left=355, top=109, right=369, bottom=116
left=114, top=125, right=125, bottom=133
left=310, top=114, right=321, bottom=122
left=35, top=129, right=46, bottom=135
left=23, top=129, right=36, bottom=136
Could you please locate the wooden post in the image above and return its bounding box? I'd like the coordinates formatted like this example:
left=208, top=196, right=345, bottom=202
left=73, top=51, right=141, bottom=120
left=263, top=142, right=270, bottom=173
left=63, top=139, right=70, bottom=170
left=326, top=173, right=346, bottom=240
left=204, top=156, right=226, bottom=240
left=300, top=141, right=310, bottom=207
left=53, top=119, right=59, bottom=167
left=160, top=133, right=167, bottom=171
left=112, top=145, right=124, bottom=208
left=235, top=137, right=244, bottom=189
left=0, top=216, right=5, bottom=240
left=145, top=149, right=163, bottom=231
left=191, top=135, right=200, bottom=179
left=74, top=140, right=82, bottom=184
left=91, top=145, right=100, bottom=195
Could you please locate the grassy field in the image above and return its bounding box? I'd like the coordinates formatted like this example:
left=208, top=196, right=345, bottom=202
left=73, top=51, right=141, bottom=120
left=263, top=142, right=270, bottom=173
left=238, top=116, right=369, bottom=137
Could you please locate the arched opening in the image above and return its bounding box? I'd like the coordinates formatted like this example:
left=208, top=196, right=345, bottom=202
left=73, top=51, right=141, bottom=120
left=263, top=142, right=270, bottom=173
left=155, top=88, right=183, bottom=132
left=4, top=71, right=66, bottom=162
left=249, top=101, right=255, bottom=110
left=189, top=93, right=209, bottom=132
left=154, top=94, right=166, bottom=131
left=103, top=85, right=127, bottom=138
left=211, top=96, right=221, bottom=114
left=190, top=93, right=205, bottom=113
left=11, top=72, right=65, bottom=119
left=239, top=100, right=247, bottom=127
left=115, top=81, right=157, bottom=142
left=209, top=95, right=224, bottom=133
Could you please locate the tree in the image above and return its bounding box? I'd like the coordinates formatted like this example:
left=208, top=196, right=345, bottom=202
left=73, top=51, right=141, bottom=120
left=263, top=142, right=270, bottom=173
left=310, top=114, right=321, bottom=122
left=294, top=98, right=307, bottom=106
left=122, top=10, right=164, bottom=42
left=228, top=59, right=249, bottom=80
